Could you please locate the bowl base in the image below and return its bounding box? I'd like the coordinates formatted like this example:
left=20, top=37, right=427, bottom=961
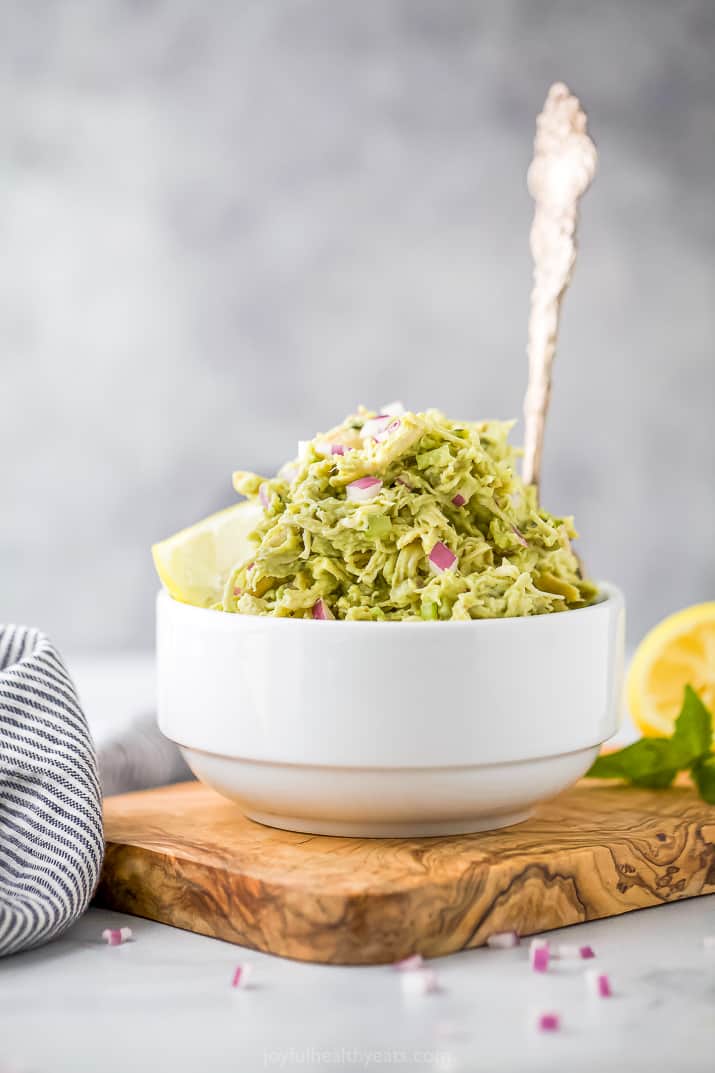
left=243, top=808, right=532, bottom=837
left=178, top=744, right=600, bottom=840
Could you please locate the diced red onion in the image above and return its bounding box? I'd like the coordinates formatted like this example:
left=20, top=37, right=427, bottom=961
left=395, top=474, right=413, bottom=490
left=381, top=400, right=405, bottom=416
left=400, top=968, right=439, bottom=995
left=393, top=954, right=424, bottom=971
left=451, top=493, right=466, bottom=507
left=313, top=440, right=334, bottom=458
left=585, top=971, right=611, bottom=998
left=530, top=939, right=550, bottom=973
left=231, top=964, right=253, bottom=989
left=555, top=943, right=581, bottom=959
left=556, top=942, right=596, bottom=960
left=373, top=418, right=402, bottom=443
left=259, top=483, right=270, bottom=509
left=532, top=947, right=550, bottom=973
left=315, top=440, right=351, bottom=458
left=512, top=525, right=529, bottom=548
left=312, top=599, right=335, bottom=621
left=536, top=1012, right=560, bottom=1033
left=233, top=587, right=242, bottom=597
left=102, top=927, right=132, bottom=946
left=346, top=476, right=383, bottom=502
left=359, top=415, right=391, bottom=440
left=486, top=931, right=519, bottom=949
left=429, top=541, right=457, bottom=573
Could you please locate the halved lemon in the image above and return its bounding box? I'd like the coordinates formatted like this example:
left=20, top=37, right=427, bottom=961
left=152, top=501, right=262, bottom=607
left=627, top=602, right=715, bottom=737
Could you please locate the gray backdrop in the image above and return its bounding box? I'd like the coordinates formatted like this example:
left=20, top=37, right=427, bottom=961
left=2, top=0, right=714, bottom=651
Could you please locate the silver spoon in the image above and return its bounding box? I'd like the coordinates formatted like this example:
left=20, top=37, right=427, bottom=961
left=522, top=82, right=597, bottom=496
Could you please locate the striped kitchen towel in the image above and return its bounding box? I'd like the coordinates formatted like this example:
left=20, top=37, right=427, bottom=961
left=0, top=625, right=103, bottom=957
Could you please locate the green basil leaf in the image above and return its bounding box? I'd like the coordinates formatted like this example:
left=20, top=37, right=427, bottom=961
left=586, top=737, right=678, bottom=786
left=630, top=769, right=680, bottom=789
left=670, top=685, right=713, bottom=767
left=691, top=755, right=715, bottom=804
left=586, top=681, right=714, bottom=804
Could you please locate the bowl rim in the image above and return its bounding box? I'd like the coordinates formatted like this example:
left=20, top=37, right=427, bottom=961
left=157, top=579, right=623, bottom=630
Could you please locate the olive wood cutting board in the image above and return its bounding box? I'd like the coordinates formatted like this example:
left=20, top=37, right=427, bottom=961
left=95, top=780, right=715, bottom=964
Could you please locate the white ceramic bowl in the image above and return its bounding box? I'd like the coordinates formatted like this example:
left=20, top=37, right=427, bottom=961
left=157, top=584, right=624, bottom=837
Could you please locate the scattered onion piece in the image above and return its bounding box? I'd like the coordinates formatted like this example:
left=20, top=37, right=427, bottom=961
left=400, top=968, right=439, bottom=995
left=536, top=1012, right=560, bottom=1033
left=331, top=444, right=346, bottom=456
left=532, top=947, right=550, bottom=973
left=555, top=943, right=581, bottom=958
left=555, top=943, right=595, bottom=959
left=585, top=971, right=611, bottom=998
left=102, top=927, right=132, bottom=946
left=231, top=964, right=253, bottom=989
left=451, top=493, right=466, bottom=507
left=429, top=542, right=457, bottom=574
left=312, top=599, right=335, bottom=621
left=233, top=586, right=242, bottom=597
left=393, top=954, right=424, bottom=971
left=486, top=931, right=519, bottom=949
left=530, top=939, right=550, bottom=973
left=395, top=475, right=413, bottom=490
left=346, top=476, right=383, bottom=502
left=259, top=483, right=270, bottom=509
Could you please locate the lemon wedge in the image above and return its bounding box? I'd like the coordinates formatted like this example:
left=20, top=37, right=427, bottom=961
left=152, top=501, right=262, bottom=607
left=628, top=602, right=715, bottom=737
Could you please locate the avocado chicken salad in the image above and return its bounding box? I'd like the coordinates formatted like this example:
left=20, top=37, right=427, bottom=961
left=218, top=404, right=596, bottom=621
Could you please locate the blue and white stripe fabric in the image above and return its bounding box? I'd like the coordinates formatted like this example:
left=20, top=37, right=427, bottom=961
left=0, top=625, right=103, bottom=957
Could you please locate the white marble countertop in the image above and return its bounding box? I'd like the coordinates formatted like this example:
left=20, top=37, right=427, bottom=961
left=2, top=655, right=713, bottom=1073
left=1, top=898, right=714, bottom=1073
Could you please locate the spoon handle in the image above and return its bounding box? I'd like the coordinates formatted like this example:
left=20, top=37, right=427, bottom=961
left=522, top=83, right=597, bottom=495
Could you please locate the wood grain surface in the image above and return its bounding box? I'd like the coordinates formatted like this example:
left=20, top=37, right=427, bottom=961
left=95, top=780, right=715, bottom=964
